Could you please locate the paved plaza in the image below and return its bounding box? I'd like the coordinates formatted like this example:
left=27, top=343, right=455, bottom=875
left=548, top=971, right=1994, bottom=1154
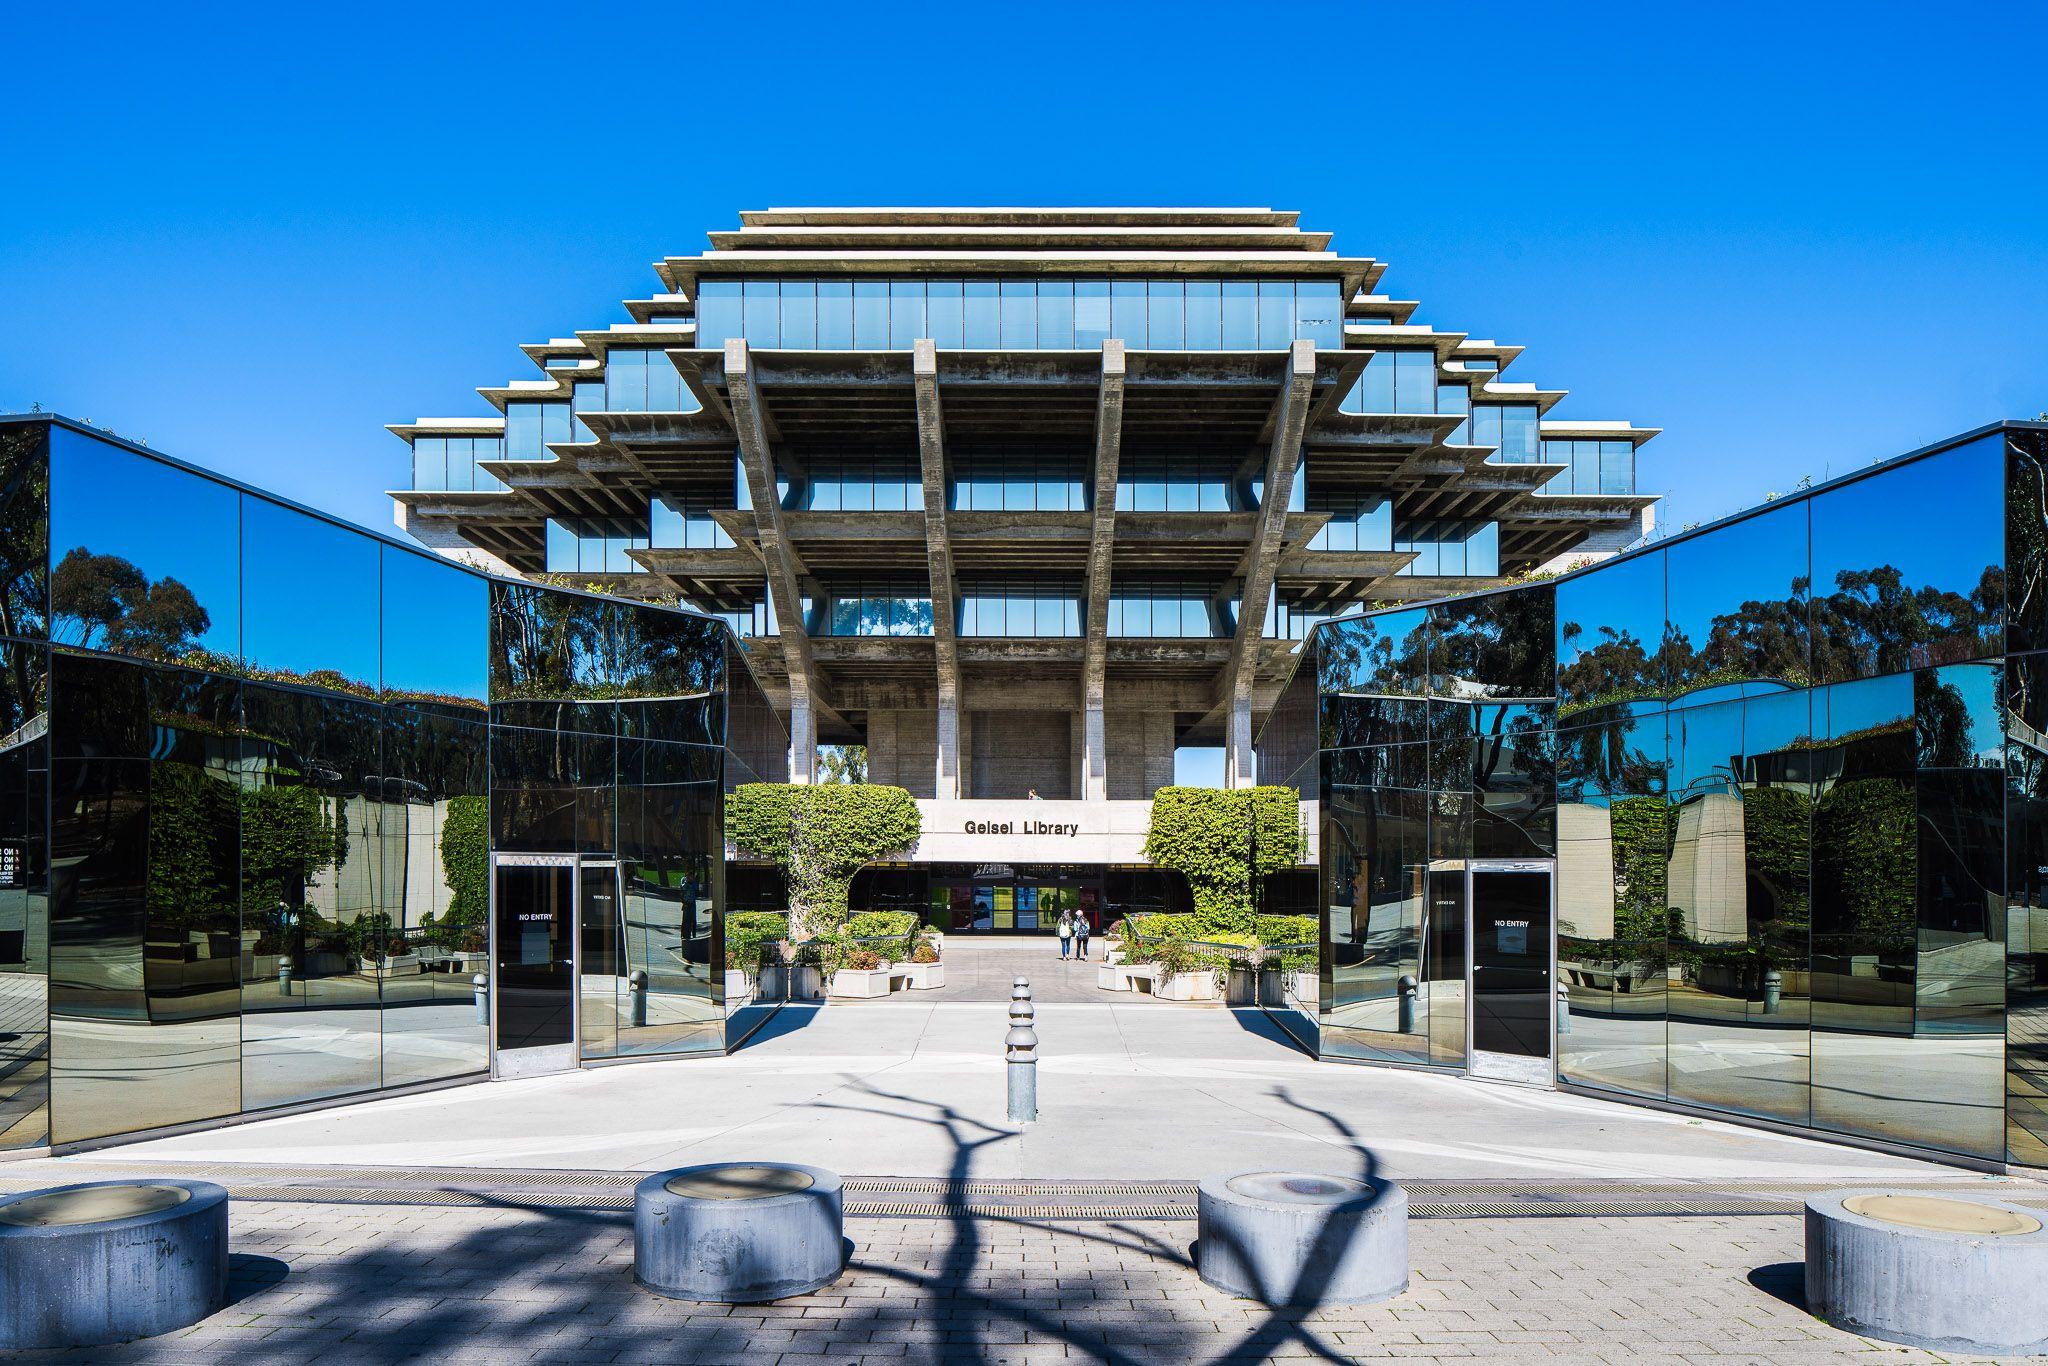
left=2, top=1199, right=2042, bottom=1363
left=6, top=937, right=2046, bottom=1362
left=44, top=938, right=1981, bottom=1183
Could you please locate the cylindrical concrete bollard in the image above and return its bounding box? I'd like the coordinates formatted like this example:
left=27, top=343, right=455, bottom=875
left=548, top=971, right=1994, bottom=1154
left=1805, top=1188, right=2048, bottom=1355
left=635, top=1163, right=845, bottom=1303
left=473, top=972, right=489, bottom=1024
left=1762, top=968, right=1782, bottom=1014
left=629, top=969, right=648, bottom=1027
left=1556, top=980, right=1571, bottom=1034
left=1007, top=975, right=1037, bottom=1123
left=1198, top=1171, right=1407, bottom=1307
left=0, top=1180, right=229, bottom=1349
left=1395, top=974, right=1416, bottom=1034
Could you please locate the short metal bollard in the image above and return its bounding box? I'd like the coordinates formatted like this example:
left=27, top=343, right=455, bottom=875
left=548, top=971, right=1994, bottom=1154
left=1395, top=974, right=1416, bottom=1034
left=1762, top=968, right=1782, bottom=1014
left=630, top=969, right=648, bottom=1027
left=1007, top=976, right=1037, bottom=1123
left=278, top=960, right=292, bottom=996
left=473, top=972, right=489, bottom=1024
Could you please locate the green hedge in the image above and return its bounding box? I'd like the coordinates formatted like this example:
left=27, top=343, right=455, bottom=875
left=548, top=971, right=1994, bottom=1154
left=1142, top=786, right=1304, bottom=937
left=726, top=782, right=922, bottom=938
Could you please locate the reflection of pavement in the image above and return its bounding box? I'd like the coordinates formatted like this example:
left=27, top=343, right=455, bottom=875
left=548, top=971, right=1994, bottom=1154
left=91, top=996, right=1964, bottom=1184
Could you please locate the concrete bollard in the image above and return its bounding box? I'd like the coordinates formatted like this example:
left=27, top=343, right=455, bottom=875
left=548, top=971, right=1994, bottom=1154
left=1556, top=980, right=1571, bottom=1035
left=635, top=1163, right=845, bottom=1302
left=1395, top=974, right=1416, bottom=1034
left=1805, top=1189, right=2048, bottom=1355
left=473, top=972, right=489, bottom=1024
left=0, top=1180, right=229, bottom=1349
left=1007, top=976, right=1037, bottom=1123
left=1762, top=968, right=1782, bottom=1014
left=278, top=960, right=292, bottom=996
left=630, top=969, right=648, bottom=1027
left=1197, top=1171, right=1408, bottom=1307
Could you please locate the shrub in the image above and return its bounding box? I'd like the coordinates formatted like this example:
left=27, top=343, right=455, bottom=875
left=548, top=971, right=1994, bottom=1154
left=1149, top=937, right=1206, bottom=979
left=724, top=910, right=789, bottom=973
left=846, top=910, right=918, bottom=939
left=726, top=783, right=922, bottom=939
left=911, top=942, right=940, bottom=965
left=1252, top=914, right=1318, bottom=947
left=844, top=947, right=881, bottom=971
left=1143, top=786, right=1304, bottom=938
left=440, top=796, right=489, bottom=951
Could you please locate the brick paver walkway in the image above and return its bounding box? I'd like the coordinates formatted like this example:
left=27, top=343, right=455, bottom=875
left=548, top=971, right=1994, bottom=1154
left=17, top=1199, right=2018, bottom=1363
left=874, top=935, right=1122, bottom=1004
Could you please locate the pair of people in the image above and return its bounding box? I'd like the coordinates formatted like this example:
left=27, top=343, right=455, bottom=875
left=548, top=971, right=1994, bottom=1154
left=1056, top=910, right=1091, bottom=961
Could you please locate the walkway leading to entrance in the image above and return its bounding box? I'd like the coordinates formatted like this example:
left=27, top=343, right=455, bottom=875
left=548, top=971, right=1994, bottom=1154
left=67, top=977, right=1967, bottom=1187
left=880, top=933, right=1116, bottom=1003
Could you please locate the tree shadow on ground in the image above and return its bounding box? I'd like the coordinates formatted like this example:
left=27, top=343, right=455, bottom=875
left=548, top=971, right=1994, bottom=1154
left=61, top=1085, right=1402, bottom=1363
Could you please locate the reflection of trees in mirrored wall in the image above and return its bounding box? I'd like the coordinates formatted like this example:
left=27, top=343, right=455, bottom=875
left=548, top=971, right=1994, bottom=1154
left=2006, top=650, right=2048, bottom=1164
left=0, top=423, right=49, bottom=645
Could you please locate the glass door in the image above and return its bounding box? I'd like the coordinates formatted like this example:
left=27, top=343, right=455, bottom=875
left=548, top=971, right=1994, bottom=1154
left=578, top=862, right=622, bottom=1061
left=492, top=857, right=577, bottom=1077
left=1467, top=864, right=1555, bottom=1084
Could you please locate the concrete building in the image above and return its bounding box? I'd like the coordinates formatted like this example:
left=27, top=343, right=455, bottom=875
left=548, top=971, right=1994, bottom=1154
left=391, top=208, right=1659, bottom=929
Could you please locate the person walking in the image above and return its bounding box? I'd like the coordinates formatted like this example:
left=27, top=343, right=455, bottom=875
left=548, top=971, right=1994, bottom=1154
left=1073, top=909, right=1091, bottom=962
left=1057, top=910, right=1073, bottom=961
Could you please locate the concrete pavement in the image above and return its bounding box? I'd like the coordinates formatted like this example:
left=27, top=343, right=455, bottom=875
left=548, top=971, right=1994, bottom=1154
left=69, top=985, right=1963, bottom=1184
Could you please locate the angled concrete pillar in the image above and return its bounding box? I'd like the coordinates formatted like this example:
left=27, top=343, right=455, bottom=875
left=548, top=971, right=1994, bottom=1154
left=1222, top=339, right=1315, bottom=788
left=912, top=339, right=964, bottom=798
left=1081, top=342, right=1127, bottom=801
left=726, top=338, right=826, bottom=782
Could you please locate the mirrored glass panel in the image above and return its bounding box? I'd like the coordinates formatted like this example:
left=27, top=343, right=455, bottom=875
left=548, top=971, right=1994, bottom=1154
left=239, top=685, right=384, bottom=1110
left=1554, top=711, right=1669, bottom=1100
left=1810, top=440, right=2003, bottom=683
left=49, top=428, right=239, bottom=665
left=49, top=656, right=241, bottom=1143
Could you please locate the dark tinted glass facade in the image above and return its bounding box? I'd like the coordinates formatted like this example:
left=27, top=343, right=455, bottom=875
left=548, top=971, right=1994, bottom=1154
left=3, top=417, right=775, bottom=1150
left=1273, top=423, right=2048, bottom=1166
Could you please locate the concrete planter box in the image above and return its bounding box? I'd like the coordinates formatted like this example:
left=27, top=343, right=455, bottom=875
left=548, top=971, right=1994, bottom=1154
left=1288, top=971, right=1320, bottom=1005
left=1156, top=968, right=1219, bottom=1002
left=830, top=968, right=895, bottom=999
left=359, top=954, right=422, bottom=976
left=902, top=961, right=944, bottom=990
left=1097, top=963, right=1130, bottom=992
left=793, top=965, right=825, bottom=1000
left=724, top=969, right=752, bottom=1000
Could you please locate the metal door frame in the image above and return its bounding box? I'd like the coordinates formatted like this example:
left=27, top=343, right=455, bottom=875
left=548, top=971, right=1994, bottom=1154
left=1464, top=859, right=1558, bottom=1085
left=489, top=852, right=581, bottom=1078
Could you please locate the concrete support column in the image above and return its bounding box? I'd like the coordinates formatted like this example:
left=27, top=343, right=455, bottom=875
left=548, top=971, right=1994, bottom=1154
left=1082, top=693, right=1108, bottom=802
left=788, top=676, right=817, bottom=784
left=1225, top=694, right=1255, bottom=788
left=935, top=689, right=961, bottom=799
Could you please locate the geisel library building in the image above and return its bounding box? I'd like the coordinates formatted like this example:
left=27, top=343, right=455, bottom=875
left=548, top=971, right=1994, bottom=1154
left=0, top=206, right=2043, bottom=1176
left=393, top=207, right=1657, bottom=930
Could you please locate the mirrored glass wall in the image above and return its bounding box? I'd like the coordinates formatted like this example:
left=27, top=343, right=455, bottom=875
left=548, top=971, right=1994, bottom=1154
left=1, top=418, right=765, bottom=1150
left=1286, top=425, right=2046, bottom=1166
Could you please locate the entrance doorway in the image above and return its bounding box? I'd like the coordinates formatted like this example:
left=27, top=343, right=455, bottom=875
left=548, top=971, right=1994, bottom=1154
left=1467, top=863, right=1555, bottom=1085
left=491, top=855, right=631, bottom=1078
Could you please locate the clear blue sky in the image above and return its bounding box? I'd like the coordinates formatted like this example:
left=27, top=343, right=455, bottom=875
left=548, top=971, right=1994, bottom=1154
left=3, top=2, right=2043, bottom=547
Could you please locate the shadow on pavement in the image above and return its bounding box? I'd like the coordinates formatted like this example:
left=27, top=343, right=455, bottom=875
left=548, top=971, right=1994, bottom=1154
left=1747, top=1260, right=1808, bottom=1310
left=726, top=1000, right=821, bottom=1050
left=1227, top=1005, right=1317, bottom=1057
